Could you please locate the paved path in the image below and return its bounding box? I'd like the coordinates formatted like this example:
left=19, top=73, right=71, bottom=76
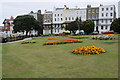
left=2, top=38, right=32, bottom=44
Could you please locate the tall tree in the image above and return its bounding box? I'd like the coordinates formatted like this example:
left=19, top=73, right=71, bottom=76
left=81, top=19, right=94, bottom=34
left=65, top=21, right=78, bottom=35
left=13, top=15, right=42, bottom=36
left=110, top=18, right=120, bottom=33
left=76, top=17, right=82, bottom=34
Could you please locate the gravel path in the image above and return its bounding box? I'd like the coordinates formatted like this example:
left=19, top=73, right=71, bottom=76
left=2, top=38, right=32, bottom=44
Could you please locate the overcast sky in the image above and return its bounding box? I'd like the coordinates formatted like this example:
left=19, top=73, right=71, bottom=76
left=0, top=0, right=119, bottom=26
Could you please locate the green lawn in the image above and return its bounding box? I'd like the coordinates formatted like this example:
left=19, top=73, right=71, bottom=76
left=2, top=35, right=119, bottom=78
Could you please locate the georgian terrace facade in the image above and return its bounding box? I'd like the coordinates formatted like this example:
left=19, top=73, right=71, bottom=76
left=42, top=4, right=116, bottom=34
left=98, top=5, right=116, bottom=33
left=51, top=5, right=86, bottom=34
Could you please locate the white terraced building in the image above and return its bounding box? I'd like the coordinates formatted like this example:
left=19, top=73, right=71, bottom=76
left=98, top=5, right=116, bottom=34
left=52, top=5, right=86, bottom=34
left=118, top=1, right=120, bottom=18
left=52, top=7, right=64, bottom=34
left=42, top=4, right=116, bottom=35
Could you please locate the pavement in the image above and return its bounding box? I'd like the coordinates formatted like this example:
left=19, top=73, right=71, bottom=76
left=1, top=38, right=32, bottom=44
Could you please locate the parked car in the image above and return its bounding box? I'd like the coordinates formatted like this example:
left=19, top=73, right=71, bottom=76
left=90, top=31, right=99, bottom=35
left=101, top=30, right=114, bottom=34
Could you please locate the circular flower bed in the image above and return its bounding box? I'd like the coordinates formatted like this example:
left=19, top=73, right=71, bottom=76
left=69, top=36, right=89, bottom=39
left=71, top=46, right=106, bottom=55
left=48, top=37, right=58, bottom=40
left=43, top=40, right=83, bottom=45
left=21, top=40, right=36, bottom=44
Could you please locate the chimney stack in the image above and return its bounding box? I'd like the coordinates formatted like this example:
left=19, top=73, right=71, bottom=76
left=87, top=5, right=91, bottom=8
left=64, top=5, right=67, bottom=10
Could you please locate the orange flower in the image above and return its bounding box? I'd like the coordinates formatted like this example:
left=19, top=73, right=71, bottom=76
left=71, top=46, right=106, bottom=55
left=43, top=40, right=83, bottom=45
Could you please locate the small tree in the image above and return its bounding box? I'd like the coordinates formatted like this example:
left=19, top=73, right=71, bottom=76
left=110, top=18, right=120, bottom=33
left=65, top=21, right=78, bottom=35
left=81, top=19, right=94, bottom=34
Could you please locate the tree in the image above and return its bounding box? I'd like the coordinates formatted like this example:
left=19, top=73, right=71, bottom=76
left=76, top=17, right=82, bottom=34
left=110, top=18, right=120, bottom=33
left=81, top=19, right=94, bottom=34
left=33, top=20, right=43, bottom=36
left=13, top=15, right=42, bottom=36
left=65, top=21, right=78, bottom=35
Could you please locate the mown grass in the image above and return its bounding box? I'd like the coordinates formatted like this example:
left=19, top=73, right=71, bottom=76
left=2, top=35, right=119, bottom=78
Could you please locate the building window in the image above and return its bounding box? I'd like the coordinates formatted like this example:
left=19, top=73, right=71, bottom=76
left=110, top=13, right=113, bottom=16
left=72, top=17, right=74, bottom=20
left=55, top=14, right=56, bottom=17
left=80, top=11, right=82, bottom=14
left=102, top=19, right=103, bottom=23
left=110, top=19, right=112, bottom=22
left=92, top=9, right=95, bottom=13
left=96, top=14, right=99, bottom=18
left=61, top=18, right=62, bottom=21
left=106, top=13, right=108, bottom=17
left=92, top=15, right=95, bottom=18
left=88, top=10, right=91, bottom=13
left=58, top=29, right=59, bottom=32
left=105, top=26, right=107, bottom=29
left=55, top=18, right=56, bottom=21
left=106, top=20, right=107, bottom=23
left=48, top=20, right=49, bottom=22
left=111, top=7, right=113, bottom=10
left=58, top=18, right=59, bottom=21
left=102, top=8, right=104, bottom=11
left=69, top=17, right=71, bottom=20
left=61, top=14, right=62, bottom=16
left=106, top=8, right=108, bottom=10
left=65, top=17, right=67, bottom=20
left=88, top=15, right=91, bottom=19
left=101, top=26, right=103, bottom=29
left=55, top=29, right=56, bottom=32
left=102, top=13, right=104, bottom=17
left=6, top=26, right=8, bottom=29
left=96, top=9, right=99, bottom=13
left=76, top=11, right=79, bottom=14
left=58, top=14, right=59, bottom=16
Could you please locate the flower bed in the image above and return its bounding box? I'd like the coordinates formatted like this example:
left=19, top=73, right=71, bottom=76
left=48, top=37, right=58, bottom=40
left=43, top=40, right=83, bottom=45
left=105, top=34, right=115, bottom=36
left=21, top=40, right=36, bottom=44
left=69, top=36, right=89, bottom=39
left=71, top=46, right=106, bottom=55
left=92, top=35, right=115, bottom=40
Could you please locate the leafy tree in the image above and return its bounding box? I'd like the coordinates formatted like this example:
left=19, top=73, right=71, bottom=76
left=13, top=15, right=42, bottom=36
left=76, top=17, right=82, bottom=34
left=65, top=21, right=78, bottom=35
left=33, top=20, right=43, bottom=36
left=110, top=18, right=120, bottom=33
left=81, top=19, right=94, bottom=34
